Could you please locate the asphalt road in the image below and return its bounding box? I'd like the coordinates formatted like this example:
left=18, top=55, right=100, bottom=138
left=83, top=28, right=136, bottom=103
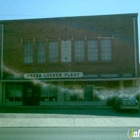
left=0, top=127, right=139, bottom=140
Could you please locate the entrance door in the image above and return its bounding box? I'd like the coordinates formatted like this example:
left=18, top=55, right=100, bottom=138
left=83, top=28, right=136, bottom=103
left=23, top=83, right=40, bottom=106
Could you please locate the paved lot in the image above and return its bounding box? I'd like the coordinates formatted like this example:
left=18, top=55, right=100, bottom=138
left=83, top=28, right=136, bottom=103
left=0, top=108, right=140, bottom=127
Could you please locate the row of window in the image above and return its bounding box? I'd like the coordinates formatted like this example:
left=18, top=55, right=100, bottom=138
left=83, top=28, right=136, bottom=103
left=24, top=39, right=111, bottom=63
left=5, top=81, right=134, bottom=102
left=5, top=83, right=104, bottom=102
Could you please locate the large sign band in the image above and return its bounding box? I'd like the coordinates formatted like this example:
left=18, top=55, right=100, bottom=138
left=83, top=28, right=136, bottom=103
left=24, top=72, right=83, bottom=79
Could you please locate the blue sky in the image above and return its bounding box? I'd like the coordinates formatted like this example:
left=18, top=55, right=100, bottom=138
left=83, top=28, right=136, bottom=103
left=0, top=0, right=140, bottom=60
left=0, top=0, right=139, bottom=20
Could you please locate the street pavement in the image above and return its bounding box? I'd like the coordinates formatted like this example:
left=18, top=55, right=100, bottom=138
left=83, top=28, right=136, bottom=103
left=0, top=127, right=137, bottom=140
left=0, top=107, right=140, bottom=128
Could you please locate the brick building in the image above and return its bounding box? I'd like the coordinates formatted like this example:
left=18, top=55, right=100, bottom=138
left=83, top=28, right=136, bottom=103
left=0, top=13, right=139, bottom=107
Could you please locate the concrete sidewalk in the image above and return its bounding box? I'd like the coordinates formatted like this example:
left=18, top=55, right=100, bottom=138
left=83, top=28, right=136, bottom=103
left=0, top=108, right=140, bottom=127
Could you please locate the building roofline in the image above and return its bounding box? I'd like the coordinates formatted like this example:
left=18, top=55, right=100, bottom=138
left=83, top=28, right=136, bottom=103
left=0, top=13, right=138, bottom=22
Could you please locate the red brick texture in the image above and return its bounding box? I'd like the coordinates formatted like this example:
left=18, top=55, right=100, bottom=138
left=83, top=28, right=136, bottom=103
left=0, top=13, right=139, bottom=79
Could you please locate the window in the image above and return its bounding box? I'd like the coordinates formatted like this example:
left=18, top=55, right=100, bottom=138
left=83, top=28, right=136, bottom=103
left=40, top=84, right=57, bottom=101
left=88, top=40, right=98, bottom=61
left=24, top=43, right=33, bottom=63
left=6, top=83, right=23, bottom=101
left=37, top=42, right=46, bottom=63
left=101, top=40, right=111, bottom=61
left=74, top=40, right=84, bottom=62
left=49, top=42, right=58, bottom=62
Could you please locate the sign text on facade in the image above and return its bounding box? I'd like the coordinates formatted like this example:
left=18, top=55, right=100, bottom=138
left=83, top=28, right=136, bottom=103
left=24, top=72, right=83, bottom=79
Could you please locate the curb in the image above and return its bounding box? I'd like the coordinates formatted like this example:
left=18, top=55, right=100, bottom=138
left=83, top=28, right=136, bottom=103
left=0, top=105, right=112, bottom=109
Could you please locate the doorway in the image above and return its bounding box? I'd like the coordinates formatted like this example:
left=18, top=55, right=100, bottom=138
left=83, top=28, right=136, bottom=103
left=23, top=83, right=40, bottom=106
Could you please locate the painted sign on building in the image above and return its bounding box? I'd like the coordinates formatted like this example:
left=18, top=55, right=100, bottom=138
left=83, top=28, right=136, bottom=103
left=61, top=40, right=71, bottom=62
left=24, top=72, right=83, bottom=79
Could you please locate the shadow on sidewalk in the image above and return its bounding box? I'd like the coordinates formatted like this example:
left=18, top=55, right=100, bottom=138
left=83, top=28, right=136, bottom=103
left=0, top=107, right=140, bottom=118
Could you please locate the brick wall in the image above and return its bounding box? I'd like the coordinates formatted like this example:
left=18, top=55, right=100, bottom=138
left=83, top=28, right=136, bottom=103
left=1, top=13, right=139, bottom=79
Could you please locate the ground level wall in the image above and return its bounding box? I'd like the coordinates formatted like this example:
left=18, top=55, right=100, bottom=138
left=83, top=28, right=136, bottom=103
left=0, top=79, right=139, bottom=108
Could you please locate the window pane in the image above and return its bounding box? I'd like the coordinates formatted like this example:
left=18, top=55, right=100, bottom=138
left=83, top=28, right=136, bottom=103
left=74, top=41, right=84, bottom=62
left=37, top=42, right=45, bottom=63
left=24, top=43, right=33, bottom=63
left=6, top=83, right=15, bottom=101
left=40, top=85, right=57, bottom=101
left=49, top=42, right=58, bottom=62
left=88, top=40, right=98, bottom=61
left=6, top=83, right=23, bottom=101
left=101, top=39, right=111, bottom=61
left=15, top=84, right=23, bottom=101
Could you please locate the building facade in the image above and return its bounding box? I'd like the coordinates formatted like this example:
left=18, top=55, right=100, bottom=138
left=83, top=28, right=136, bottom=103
left=0, top=13, right=139, bottom=107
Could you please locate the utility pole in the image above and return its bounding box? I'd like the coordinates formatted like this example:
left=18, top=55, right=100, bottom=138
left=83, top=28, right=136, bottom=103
left=0, top=24, right=4, bottom=80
